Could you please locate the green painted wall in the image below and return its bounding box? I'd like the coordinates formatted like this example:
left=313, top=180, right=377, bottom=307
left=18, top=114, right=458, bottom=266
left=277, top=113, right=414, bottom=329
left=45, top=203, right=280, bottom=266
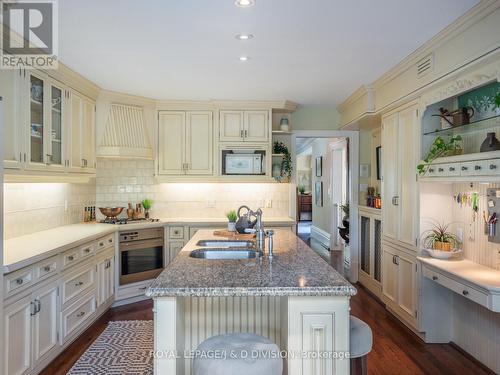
left=292, top=106, right=341, bottom=130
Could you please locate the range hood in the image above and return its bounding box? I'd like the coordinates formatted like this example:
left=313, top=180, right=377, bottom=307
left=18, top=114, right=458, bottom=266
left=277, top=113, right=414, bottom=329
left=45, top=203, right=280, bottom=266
left=98, top=103, right=153, bottom=159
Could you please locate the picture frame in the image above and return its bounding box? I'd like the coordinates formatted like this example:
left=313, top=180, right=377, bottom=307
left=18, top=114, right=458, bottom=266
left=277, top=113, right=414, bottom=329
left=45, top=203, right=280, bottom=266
left=376, top=146, right=382, bottom=180
left=315, top=181, right=323, bottom=207
left=315, top=156, right=322, bottom=177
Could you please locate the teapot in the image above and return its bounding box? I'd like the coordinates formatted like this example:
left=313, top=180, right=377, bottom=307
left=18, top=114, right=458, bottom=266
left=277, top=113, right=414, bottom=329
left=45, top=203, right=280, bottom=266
left=235, top=205, right=257, bottom=234
left=432, top=107, right=474, bottom=128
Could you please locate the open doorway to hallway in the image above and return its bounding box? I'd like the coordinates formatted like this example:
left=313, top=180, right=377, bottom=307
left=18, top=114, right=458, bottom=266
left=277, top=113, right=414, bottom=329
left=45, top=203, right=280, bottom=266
left=295, top=137, right=350, bottom=267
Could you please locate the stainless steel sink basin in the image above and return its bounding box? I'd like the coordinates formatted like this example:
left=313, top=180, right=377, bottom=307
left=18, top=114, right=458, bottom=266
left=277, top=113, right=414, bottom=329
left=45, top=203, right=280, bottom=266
left=196, top=240, right=254, bottom=248
left=189, top=248, right=262, bottom=260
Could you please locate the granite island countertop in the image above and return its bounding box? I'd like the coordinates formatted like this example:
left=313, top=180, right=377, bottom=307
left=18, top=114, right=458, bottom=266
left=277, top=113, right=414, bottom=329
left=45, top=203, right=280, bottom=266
left=147, top=229, right=357, bottom=298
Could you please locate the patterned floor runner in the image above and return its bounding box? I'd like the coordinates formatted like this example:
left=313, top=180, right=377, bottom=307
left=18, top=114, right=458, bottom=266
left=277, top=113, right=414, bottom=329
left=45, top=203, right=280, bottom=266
left=68, top=320, right=153, bottom=375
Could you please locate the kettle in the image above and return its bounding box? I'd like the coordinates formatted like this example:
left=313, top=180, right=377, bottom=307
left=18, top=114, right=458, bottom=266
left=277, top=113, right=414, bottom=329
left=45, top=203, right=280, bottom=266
left=235, top=205, right=257, bottom=234
left=432, top=107, right=474, bottom=128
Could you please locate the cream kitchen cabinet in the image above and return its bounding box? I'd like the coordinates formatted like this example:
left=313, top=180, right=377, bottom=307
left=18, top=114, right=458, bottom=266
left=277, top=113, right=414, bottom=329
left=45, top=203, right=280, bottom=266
left=158, top=111, right=213, bottom=176
left=382, top=244, right=418, bottom=328
left=219, top=110, right=269, bottom=143
left=381, top=102, right=419, bottom=248
left=67, top=90, right=96, bottom=173
left=3, top=280, right=59, bottom=375
left=96, top=250, right=114, bottom=307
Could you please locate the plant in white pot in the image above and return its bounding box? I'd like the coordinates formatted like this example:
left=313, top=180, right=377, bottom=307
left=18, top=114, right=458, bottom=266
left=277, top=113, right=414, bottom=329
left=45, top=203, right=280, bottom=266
left=226, top=210, right=237, bottom=232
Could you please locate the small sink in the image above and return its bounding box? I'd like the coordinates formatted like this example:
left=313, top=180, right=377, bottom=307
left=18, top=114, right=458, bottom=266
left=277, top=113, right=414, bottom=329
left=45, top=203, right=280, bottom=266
left=196, top=240, right=254, bottom=248
left=189, top=248, right=262, bottom=260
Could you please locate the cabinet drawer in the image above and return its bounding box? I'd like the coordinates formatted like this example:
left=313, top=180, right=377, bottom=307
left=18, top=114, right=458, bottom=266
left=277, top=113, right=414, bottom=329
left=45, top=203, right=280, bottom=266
left=460, top=161, right=485, bottom=176
left=432, top=163, right=460, bottom=177
left=169, top=226, right=184, bottom=239
left=61, top=292, right=96, bottom=342
left=61, top=266, right=95, bottom=306
left=79, top=243, right=95, bottom=259
left=62, top=248, right=80, bottom=269
left=96, top=235, right=114, bottom=251
left=479, top=159, right=500, bottom=175
left=4, top=267, right=34, bottom=297
left=35, top=256, right=58, bottom=280
left=423, top=266, right=488, bottom=307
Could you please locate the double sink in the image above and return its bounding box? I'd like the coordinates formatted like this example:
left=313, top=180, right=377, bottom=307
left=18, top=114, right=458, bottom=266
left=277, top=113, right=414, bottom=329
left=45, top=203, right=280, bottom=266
left=189, top=239, right=261, bottom=260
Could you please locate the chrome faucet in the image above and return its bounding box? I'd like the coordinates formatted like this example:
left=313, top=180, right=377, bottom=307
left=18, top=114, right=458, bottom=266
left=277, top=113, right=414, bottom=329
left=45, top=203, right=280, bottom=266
left=266, top=229, right=274, bottom=259
left=254, top=209, right=266, bottom=251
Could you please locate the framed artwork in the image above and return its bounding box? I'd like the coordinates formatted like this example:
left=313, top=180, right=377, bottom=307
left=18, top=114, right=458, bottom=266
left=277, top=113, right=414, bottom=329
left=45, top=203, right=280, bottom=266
left=315, top=181, right=323, bottom=207
left=315, top=156, right=322, bottom=177
left=376, top=146, right=382, bottom=180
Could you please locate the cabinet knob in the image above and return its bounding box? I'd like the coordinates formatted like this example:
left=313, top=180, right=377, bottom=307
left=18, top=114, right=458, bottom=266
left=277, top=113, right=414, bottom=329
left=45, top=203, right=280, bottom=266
left=438, top=168, right=444, bottom=172
left=99, top=242, right=104, bottom=247
left=475, top=165, right=481, bottom=171
left=16, top=278, right=23, bottom=285
left=429, top=168, right=434, bottom=173
left=432, top=276, right=438, bottom=281
left=462, top=290, right=469, bottom=296
left=68, top=255, right=74, bottom=261
left=449, top=167, right=455, bottom=172
left=84, top=248, right=90, bottom=253
left=490, top=164, right=497, bottom=170
left=108, top=238, right=113, bottom=243
left=462, top=166, right=468, bottom=171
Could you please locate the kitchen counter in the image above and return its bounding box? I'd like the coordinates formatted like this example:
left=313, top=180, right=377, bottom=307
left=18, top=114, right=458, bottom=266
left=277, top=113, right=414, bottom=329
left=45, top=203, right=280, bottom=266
left=147, top=229, right=356, bottom=297
left=3, top=217, right=295, bottom=273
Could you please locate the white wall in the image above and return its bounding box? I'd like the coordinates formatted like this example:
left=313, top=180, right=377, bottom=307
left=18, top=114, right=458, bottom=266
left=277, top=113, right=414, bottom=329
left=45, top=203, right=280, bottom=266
left=95, top=159, right=290, bottom=220
left=292, top=106, right=341, bottom=130
left=3, top=182, right=96, bottom=239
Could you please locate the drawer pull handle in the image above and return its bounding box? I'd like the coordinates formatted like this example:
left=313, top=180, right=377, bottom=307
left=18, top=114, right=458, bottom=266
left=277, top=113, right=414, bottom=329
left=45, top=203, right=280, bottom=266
left=75, top=281, right=84, bottom=287
left=68, top=255, right=74, bottom=261
left=449, top=167, right=455, bottom=172
left=432, top=276, right=438, bottom=281
left=99, top=242, right=104, bottom=247
left=462, top=290, right=469, bottom=296
left=16, top=278, right=24, bottom=285
left=84, top=248, right=91, bottom=253
left=43, top=266, right=51, bottom=272
left=139, top=287, right=148, bottom=291
left=428, top=168, right=434, bottom=173
left=475, top=165, right=481, bottom=170
left=76, top=311, right=86, bottom=318
left=461, top=166, right=468, bottom=171
left=108, top=238, right=113, bottom=243
left=490, top=164, right=497, bottom=170
left=438, top=168, right=444, bottom=172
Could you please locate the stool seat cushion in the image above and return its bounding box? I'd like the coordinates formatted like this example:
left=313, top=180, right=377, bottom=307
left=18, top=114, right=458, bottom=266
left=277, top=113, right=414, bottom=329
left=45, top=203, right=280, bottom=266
left=350, top=316, right=373, bottom=358
left=193, top=333, right=282, bottom=375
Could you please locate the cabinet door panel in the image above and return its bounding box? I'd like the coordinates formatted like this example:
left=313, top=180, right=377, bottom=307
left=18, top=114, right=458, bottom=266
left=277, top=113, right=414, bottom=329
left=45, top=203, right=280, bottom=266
left=47, top=83, right=65, bottom=169
left=27, top=73, right=47, bottom=168
left=244, top=111, right=268, bottom=142
left=219, top=111, right=243, bottom=142
left=4, top=296, right=32, bottom=375
left=0, top=69, right=22, bottom=169
left=186, top=111, right=213, bottom=175
left=168, top=241, right=184, bottom=262
left=33, top=282, right=59, bottom=364
left=398, top=105, right=418, bottom=246
left=82, top=98, right=96, bottom=170
left=397, top=254, right=416, bottom=318
left=381, top=113, right=399, bottom=240
left=158, top=112, right=185, bottom=175
left=69, top=91, right=83, bottom=169
left=382, top=247, right=397, bottom=304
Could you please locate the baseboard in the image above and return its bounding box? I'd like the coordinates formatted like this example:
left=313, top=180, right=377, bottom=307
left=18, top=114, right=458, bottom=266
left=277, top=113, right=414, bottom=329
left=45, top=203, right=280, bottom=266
left=311, top=225, right=330, bottom=248
left=112, top=294, right=151, bottom=307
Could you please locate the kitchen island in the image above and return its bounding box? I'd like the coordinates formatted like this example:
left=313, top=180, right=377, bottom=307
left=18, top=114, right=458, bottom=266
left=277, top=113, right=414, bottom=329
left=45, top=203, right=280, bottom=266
left=147, top=229, right=356, bottom=375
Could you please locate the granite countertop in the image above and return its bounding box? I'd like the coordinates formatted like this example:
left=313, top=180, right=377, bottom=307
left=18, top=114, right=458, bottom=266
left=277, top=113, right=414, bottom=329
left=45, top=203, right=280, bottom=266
left=418, top=256, right=500, bottom=293
left=3, top=217, right=295, bottom=273
left=147, top=229, right=357, bottom=298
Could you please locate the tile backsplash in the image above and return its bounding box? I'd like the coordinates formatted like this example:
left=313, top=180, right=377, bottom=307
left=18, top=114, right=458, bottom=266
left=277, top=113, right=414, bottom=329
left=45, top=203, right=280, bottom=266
left=96, top=159, right=291, bottom=220
left=3, top=182, right=96, bottom=239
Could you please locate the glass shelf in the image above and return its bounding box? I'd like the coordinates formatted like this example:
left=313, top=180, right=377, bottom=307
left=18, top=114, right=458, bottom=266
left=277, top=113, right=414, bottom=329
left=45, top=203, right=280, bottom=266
left=423, top=113, right=500, bottom=136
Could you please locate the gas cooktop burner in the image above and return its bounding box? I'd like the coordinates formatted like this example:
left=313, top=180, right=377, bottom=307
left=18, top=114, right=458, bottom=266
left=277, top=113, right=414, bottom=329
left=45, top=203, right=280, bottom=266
left=100, top=218, right=160, bottom=225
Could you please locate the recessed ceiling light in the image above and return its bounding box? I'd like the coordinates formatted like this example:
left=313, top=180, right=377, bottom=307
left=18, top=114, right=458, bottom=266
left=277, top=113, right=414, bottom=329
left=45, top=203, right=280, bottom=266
left=235, top=0, right=255, bottom=8
left=235, top=33, right=254, bottom=40
left=239, top=56, right=250, bottom=61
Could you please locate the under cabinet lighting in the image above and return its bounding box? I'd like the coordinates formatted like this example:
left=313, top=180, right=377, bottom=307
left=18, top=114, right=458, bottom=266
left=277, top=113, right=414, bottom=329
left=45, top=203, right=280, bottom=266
left=235, top=33, right=254, bottom=40
left=239, top=56, right=250, bottom=61
left=235, top=0, right=255, bottom=8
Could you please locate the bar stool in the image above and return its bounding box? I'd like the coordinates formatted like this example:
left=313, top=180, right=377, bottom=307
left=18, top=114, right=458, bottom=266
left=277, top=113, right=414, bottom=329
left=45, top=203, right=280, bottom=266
left=350, top=316, right=373, bottom=375
left=193, top=333, right=282, bottom=375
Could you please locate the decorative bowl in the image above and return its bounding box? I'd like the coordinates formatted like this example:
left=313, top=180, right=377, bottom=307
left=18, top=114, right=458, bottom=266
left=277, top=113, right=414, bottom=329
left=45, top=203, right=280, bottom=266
left=425, top=248, right=462, bottom=260
left=98, top=207, right=124, bottom=218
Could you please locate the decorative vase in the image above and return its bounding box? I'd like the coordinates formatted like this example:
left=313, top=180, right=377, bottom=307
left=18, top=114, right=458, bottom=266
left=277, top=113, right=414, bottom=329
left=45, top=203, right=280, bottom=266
left=280, top=117, right=289, bottom=132
left=145, top=210, right=150, bottom=219
left=480, top=132, right=500, bottom=152
left=228, top=222, right=236, bottom=232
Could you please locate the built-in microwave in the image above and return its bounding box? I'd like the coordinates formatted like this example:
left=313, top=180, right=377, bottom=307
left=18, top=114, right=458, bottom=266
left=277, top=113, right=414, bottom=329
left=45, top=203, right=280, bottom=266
left=225, top=153, right=263, bottom=174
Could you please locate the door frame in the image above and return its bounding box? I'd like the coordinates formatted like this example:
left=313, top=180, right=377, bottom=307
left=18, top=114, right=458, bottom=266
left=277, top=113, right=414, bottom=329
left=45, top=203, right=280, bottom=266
left=291, top=130, right=359, bottom=282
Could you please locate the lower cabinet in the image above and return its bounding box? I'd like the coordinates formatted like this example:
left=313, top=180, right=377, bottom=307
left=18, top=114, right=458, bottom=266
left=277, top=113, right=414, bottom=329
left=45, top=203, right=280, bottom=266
left=358, top=208, right=382, bottom=298
left=382, top=242, right=418, bottom=328
left=3, top=280, right=59, bottom=375
left=60, top=291, right=97, bottom=343
left=96, top=251, right=114, bottom=307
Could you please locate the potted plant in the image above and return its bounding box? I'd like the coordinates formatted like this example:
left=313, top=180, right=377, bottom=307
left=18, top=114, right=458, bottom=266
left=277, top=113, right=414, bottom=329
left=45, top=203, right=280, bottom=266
left=226, top=210, right=237, bottom=232
left=417, top=135, right=462, bottom=175
left=298, top=185, right=306, bottom=194
left=141, top=198, right=153, bottom=219
left=273, top=142, right=292, bottom=182
left=422, top=222, right=461, bottom=252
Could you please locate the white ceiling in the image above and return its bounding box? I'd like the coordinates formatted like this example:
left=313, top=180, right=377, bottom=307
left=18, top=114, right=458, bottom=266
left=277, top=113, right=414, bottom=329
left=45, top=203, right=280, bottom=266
left=59, top=0, right=479, bottom=106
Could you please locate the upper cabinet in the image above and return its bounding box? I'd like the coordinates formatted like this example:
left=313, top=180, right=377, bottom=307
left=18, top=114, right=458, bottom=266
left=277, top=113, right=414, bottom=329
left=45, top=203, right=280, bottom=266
left=381, top=102, right=419, bottom=248
left=158, top=111, right=213, bottom=176
left=0, top=68, right=97, bottom=180
left=219, top=110, right=269, bottom=143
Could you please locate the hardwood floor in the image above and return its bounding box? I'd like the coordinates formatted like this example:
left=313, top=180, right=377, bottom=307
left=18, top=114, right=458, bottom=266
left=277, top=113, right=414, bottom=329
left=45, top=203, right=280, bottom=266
left=41, top=286, right=494, bottom=375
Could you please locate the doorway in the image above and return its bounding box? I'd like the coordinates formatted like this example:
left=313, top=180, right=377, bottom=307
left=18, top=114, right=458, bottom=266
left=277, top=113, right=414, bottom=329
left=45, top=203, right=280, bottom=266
left=291, top=130, right=359, bottom=281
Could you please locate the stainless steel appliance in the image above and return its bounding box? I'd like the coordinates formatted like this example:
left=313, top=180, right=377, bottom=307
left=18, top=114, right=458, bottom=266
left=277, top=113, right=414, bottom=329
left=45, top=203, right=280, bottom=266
left=119, top=228, right=164, bottom=285
left=225, top=153, right=263, bottom=174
